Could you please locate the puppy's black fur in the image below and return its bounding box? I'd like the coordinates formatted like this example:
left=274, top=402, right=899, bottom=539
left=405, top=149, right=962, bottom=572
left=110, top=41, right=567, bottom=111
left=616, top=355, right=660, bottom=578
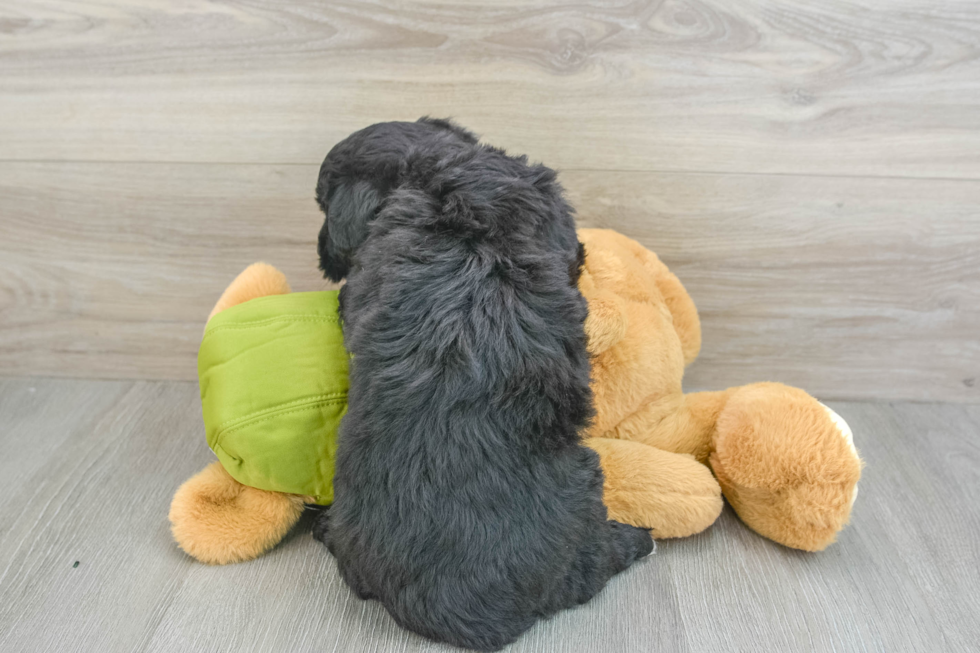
left=313, top=118, right=652, bottom=651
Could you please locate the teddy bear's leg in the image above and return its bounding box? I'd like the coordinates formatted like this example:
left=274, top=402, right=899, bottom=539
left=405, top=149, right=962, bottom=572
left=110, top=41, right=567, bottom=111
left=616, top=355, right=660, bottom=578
left=710, top=383, right=863, bottom=551
left=607, top=390, right=734, bottom=464
left=169, top=263, right=300, bottom=564
left=169, top=462, right=307, bottom=564
left=619, top=236, right=702, bottom=366
left=586, top=437, right=724, bottom=538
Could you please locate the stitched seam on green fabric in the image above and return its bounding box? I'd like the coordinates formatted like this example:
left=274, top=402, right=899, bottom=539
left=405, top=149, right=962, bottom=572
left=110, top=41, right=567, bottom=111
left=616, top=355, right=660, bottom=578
left=212, top=443, right=239, bottom=463
left=203, top=315, right=340, bottom=341
left=214, top=399, right=345, bottom=457
left=213, top=438, right=331, bottom=503
left=212, top=392, right=347, bottom=437
left=212, top=397, right=347, bottom=452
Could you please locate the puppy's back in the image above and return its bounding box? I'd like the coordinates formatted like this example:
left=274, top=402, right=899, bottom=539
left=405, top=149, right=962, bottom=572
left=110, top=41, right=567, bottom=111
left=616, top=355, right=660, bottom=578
left=317, top=124, right=652, bottom=651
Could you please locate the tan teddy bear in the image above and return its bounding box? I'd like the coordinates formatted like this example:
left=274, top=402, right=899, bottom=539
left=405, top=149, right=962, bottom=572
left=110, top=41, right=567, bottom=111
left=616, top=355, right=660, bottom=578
left=170, top=229, right=862, bottom=564
left=577, top=228, right=862, bottom=551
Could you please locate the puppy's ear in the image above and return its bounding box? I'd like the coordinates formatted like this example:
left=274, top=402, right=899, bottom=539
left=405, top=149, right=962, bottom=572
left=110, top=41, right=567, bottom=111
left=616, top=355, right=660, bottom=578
left=317, top=177, right=382, bottom=282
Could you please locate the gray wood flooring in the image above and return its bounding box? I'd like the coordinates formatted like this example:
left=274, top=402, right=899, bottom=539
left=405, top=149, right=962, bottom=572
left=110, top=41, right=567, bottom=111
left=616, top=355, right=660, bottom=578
left=1, top=377, right=977, bottom=652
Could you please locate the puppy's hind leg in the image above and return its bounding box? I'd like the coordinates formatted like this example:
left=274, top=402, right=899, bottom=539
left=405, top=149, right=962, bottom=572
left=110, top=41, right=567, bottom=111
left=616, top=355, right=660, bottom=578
left=558, top=520, right=653, bottom=609
left=313, top=511, right=380, bottom=601
left=608, top=519, right=654, bottom=571
left=310, top=506, right=331, bottom=550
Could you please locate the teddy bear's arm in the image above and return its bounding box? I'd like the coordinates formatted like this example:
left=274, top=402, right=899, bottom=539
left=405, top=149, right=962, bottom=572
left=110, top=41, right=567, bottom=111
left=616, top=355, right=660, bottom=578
left=622, top=240, right=702, bottom=367
left=576, top=229, right=700, bottom=366
left=653, top=270, right=700, bottom=367
left=580, top=271, right=629, bottom=355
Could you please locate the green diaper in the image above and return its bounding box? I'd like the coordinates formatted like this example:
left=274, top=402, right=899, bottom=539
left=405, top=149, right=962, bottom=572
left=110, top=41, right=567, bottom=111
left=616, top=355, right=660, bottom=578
left=198, top=291, right=348, bottom=505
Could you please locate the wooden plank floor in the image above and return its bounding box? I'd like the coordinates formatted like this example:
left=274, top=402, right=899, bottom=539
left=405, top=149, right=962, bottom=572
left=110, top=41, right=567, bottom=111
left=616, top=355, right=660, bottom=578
left=0, top=377, right=977, bottom=652
left=1, top=0, right=979, bottom=401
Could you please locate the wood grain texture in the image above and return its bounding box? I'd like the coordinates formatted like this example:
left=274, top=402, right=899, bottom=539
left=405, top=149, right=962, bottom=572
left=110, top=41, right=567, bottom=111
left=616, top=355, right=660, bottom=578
left=1, top=1, right=978, bottom=399
left=2, top=162, right=977, bottom=401
left=570, top=172, right=980, bottom=402
left=0, top=1, right=979, bottom=178
left=1, top=377, right=978, bottom=652
left=0, top=162, right=339, bottom=380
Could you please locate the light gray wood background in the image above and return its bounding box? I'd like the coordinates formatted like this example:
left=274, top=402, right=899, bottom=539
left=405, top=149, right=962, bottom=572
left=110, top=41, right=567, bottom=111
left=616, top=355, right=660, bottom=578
left=2, top=2, right=979, bottom=652
left=0, top=0, right=978, bottom=401
left=0, top=377, right=978, bottom=653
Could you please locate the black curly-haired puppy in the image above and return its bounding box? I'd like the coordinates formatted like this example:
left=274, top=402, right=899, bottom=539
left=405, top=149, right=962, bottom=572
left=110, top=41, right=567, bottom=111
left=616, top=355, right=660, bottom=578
left=312, top=118, right=652, bottom=651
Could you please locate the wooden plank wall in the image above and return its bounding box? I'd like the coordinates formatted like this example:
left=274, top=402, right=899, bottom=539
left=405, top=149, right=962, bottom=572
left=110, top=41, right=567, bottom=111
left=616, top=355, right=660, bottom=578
left=1, top=0, right=978, bottom=402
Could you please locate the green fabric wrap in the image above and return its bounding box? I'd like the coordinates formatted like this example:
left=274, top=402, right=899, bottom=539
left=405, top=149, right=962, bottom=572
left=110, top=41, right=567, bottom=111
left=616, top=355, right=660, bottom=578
left=198, top=291, right=348, bottom=505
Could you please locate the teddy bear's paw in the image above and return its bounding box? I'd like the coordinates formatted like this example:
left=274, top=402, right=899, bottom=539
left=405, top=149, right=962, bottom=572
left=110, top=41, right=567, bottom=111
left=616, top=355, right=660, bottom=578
left=586, top=437, right=723, bottom=538
left=169, top=462, right=305, bottom=564
left=711, top=383, right=863, bottom=551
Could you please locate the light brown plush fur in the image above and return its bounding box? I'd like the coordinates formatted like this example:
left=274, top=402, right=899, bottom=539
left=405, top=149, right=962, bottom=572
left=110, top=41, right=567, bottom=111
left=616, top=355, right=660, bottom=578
left=169, top=263, right=309, bottom=565
left=169, top=461, right=307, bottom=564
left=170, top=233, right=863, bottom=564
left=578, top=229, right=863, bottom=551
